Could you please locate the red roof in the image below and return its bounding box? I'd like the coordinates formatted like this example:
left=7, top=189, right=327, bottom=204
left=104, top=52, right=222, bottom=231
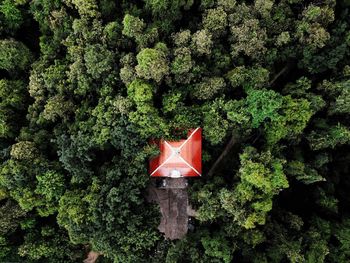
left=149, top=128, right=202, bottom=177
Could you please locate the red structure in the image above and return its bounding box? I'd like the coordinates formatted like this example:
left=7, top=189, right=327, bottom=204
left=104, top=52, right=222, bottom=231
left=149, top=128, right=202, bottom=177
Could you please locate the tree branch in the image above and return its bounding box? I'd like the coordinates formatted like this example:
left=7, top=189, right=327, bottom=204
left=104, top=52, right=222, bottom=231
left=207, top=133, right=237, bottom=177
left=269, top=64, right=290, bottom=86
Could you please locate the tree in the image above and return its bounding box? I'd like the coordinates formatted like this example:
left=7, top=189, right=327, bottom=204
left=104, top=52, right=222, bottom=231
left=84, top=44, right=114, bottom=79
left=0, top=199, right=26, bottom=261
left=191, top=29, right=213, bottom=55
left=0, top=79, right=28, bottom=139
left=0, top=0, right=24, bottom=32
left=202, top=7, right=228, bottom=37
left=144, top=0, right=192, bottom=19
left=122, top=14, right=146, bottom=41
left=296, top=4, right=334, bottom=50
left=246, top=89, right=283, bottom=128
left=201, top=232, right=233, bottom=263
left=230, top=19, right=267, bottom=59
left=136, top=44, right=169, bottom=82
left=0, top=200, right=26, bottom=236
left=0, top=39, right=33, bottom=72
left=35, top=171, right=65, bottom=203
left=171, top=47, right=193, bottom=83
left=42, top=95, right=74, bottom=122
left=196, top=146, right=289, bottom=229
left=226, top=66, right=269, bottom=91
left=127, top=79, right=169, bottom=138
left=18, top=222, right=84, bottom=262
left=254, top=0, right=274, bottom=18
left=202, top=99, right=229, bottom=145
left=122, top=14, right=158, bottom=48
left=63, top=0, right=98, bottom=18
left=285, top=160, right=325, bottom=185
left=192, top=77, right=226, bottom=100
left=307, top=123, right=350, bottom=151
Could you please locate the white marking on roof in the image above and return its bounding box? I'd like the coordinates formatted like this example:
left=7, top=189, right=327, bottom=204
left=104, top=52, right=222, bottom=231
left=151, top=128, right=201, bottom=176
left=178, top=127, right=200, bottom=151
left=178, top=155, right=201, bottom=176
left=150, top=141, right=174, bottom=176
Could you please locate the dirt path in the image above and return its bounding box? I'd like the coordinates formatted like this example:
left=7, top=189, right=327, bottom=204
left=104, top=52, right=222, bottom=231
left=147, top=178, right=192, bottom=240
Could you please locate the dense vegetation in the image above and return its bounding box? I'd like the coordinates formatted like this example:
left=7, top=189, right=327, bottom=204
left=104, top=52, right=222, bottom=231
left=0, top=0, right=350, bottom=262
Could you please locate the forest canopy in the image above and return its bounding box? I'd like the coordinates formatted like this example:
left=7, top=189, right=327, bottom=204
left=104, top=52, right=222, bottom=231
left=0, top=0, right=350, bottom=262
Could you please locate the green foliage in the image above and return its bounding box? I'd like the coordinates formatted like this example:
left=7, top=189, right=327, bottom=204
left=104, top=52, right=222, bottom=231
left=0, top=39, right=33, bottom=72
left=231, top=147, right=289, bottom=229
left=226, top=66, right=269, bottom=90
left=321, top=79, right=350, bottom=115
left=201, top=232, right=233, bottom=263
left=192, top=77, right=226, bottom=100
left=10, top=141, right=38, bottom=160
left=122, top=14, right=158, bottom=47
left=242, top=89, right=314, bottom=144
left=122, top=14, right=145, bottom=40
left=0, top=0, right=23, bottom=31
left=191, top=29, right=213, bottom=55
left=42, top=95, right=74, bottom=122
left=286, top=160, right=325, bottom=184
left=1, top=141, right=65, bottom=217
left=246, top=89, right=283, bottom=128
left=329, top=88, right=350, bottom=115
left=127, top=79, right=169, bottom=138
left=55, top=132, right=95, bottom=184
left=57, top=155, right=161, bottom=262
left=17, top=223, right=84, bottom=262
left=307, top=123, right=350, bottom=150
left=230, top=19, right=267, bottom=59
left=0, top=200, right=26, bottom=235
left=296, top=4, right=334, bottom=51
left=0, top=79, right=27, bottom=138
left=329, top=218, right=350, bottom=262
left=265, top=95, right=313, bottom=145
left=0, top=200, right=26, bottom=260
left=144, top=0, right=192, bottom=21
left=1, top=1, right=350, bottom=262
left=136, top=46, right=169, bottom=82
left=255, top=0, right=274, bottom=17
left=171, top=47, right=193, bottom=83
left=202, top=99, right=229, bottom=145
left=64, top=0, right=98, bottom=17
left=202, top=7, right=227, bottom=36
left=84, top=44, right=114, bottom=79
left=196, top=147, right=289, bottom=230
left=225, top=99, right=251, bottom=130
left=57, top=190, right=90, bottom=237
left=35, top=171, right=65, bottom=202
left=172, top=30, right=191, bottom=47
left=128, top=79, right=154, bottom=104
